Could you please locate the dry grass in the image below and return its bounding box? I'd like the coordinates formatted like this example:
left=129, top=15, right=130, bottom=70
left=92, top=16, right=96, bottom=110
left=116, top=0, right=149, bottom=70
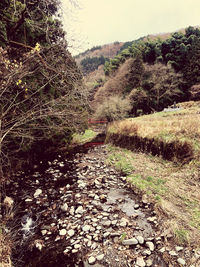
left=105, top=145, right=200, bottom=249
left=108, top=102, right=200, bottom=163
left=0, top=232, right=12, bottom=267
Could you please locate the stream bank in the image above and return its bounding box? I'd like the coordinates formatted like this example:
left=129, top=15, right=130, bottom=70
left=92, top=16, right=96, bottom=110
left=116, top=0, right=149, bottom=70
left=3, top=145, right=193, bottom=266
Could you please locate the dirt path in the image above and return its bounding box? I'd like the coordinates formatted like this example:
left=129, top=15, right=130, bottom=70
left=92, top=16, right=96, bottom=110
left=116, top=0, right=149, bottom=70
left=3, top=145, right=199, bottom=266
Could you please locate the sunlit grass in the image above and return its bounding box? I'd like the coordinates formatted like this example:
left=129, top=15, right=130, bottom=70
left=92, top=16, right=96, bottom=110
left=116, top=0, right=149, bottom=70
left=72, top=129, right=97, bottom=144
left=174, top=228, right=189, bottom=245
left=107, top=102, right=200, bottom=162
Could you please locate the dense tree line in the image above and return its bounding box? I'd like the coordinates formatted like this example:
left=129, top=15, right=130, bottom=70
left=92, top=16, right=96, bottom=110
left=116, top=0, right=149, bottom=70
left=80, top=55, right=108, bottom=74
left=0, top=0, right=88, bottom=178
left=104, top=26, right=200, bottom=90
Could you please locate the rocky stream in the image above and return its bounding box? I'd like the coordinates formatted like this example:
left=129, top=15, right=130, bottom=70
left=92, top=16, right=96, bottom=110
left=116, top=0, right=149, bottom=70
left=3, top=144, right=194, bottom=266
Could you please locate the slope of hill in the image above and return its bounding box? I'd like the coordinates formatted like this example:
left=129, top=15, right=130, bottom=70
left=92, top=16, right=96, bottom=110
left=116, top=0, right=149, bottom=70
left=75, top=42, right=124, bottom=65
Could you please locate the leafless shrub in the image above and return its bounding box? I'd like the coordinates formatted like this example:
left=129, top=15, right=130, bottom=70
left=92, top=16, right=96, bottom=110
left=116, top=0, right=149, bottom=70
left=94, top=96, right=131, bottom=122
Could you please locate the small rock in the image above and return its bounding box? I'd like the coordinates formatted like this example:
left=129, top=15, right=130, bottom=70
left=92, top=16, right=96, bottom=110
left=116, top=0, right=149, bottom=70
left=112, top=220, right=118, bottom=225
left=136, top=256, right=146, bottom=267
left=134, top=204, right=140, bottom=209
left=74, top=244, right=81, bottom=249
left=91, top=242, right=97, bottom=249
left=88, top=256, right=96, bottom=264
left=177, top=258, right=186, bottom=265
left=69, top=206, right=75, bottom=215
left=159, top=247, right=166, bottom=253
left=87, top=240, right=92, bottom=247
left=102, top=220, right=111, bottom=227
left=35, top=240, right=43, bottom=251
left=143, top=250, right=152, bottom=257
left=61, top=203, right=68, bottom=212
left=82, top=225, right=91, bottom=232
left=142, top=194, right=148, bottom=204
left=146, top=241, right=154, bottom=251
left=175, top=246, right=184, bottom=252
left=68, top=229, right=75, bottom=237
left=41, top=230, right=47, bottom=236
left=76, top=206, right=84, bottom=214
left=63, top=248, right=70, bottom=254
left=122, top=238, right=138, bottom=246
left=59, top=229, right=67, bottom=236
left=146, top=259, right=153, bottom=266
left=103, top=232, right=110, bottom=238
left=34, top=189, right=42, bottom=198
left=119, top=218, right=129, bottom=227
left=137, top=235, right=145, bottom=244
left=147, top=216, right=156, bottom=222
left=55, top=236, right=60, bottom=241
left=25, top=198, right=32, bottom=202
left=96, top=254, right=104, bottom=261
left=169, top=250, right=178, bottom=256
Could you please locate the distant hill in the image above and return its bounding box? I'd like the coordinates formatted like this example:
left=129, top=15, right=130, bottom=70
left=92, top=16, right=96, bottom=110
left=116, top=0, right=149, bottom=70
left=75, top=29, right=186, bottom=75
left=75, top=42, right=124, bottom=64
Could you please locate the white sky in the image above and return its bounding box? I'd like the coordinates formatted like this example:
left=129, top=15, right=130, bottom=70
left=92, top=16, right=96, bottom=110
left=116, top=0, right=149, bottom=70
left=62, top=0, right=200, bottom=55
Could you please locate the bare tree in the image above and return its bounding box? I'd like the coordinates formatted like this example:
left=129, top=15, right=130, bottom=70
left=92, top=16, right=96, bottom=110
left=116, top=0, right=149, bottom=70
left=0, top=42, right=88, bottom=181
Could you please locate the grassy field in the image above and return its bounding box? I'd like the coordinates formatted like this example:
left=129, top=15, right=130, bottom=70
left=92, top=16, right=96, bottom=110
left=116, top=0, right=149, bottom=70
left=105, top=101, right=200, bottom=246
left=106, top=101, right=200, bottom=164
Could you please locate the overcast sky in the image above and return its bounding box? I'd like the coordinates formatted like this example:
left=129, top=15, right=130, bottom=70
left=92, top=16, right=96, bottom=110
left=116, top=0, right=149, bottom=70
left=62, top=0, right=200, bottom=55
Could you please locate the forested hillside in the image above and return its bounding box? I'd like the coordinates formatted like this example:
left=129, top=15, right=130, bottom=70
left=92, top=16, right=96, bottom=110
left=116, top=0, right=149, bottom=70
left=75, top=42, right=124, bottom=74
left=92, top=26, right=200, bottom=121
left=0, top=0, right=88, bottom=178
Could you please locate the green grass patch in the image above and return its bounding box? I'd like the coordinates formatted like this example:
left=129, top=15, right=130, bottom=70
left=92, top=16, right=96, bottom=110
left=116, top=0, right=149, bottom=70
left=105, top=146, right=134, bottom=174
left=191, top=207, right=200, bottom=230
left=120, top=232, right=127, bottom=243
left=129, top=174, right=167, bottom=196
left=174, top=228, right=189, bottom=244
left=72, top=129, right=97, bottom=144
left=105, top=145, right=167, bottom=198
